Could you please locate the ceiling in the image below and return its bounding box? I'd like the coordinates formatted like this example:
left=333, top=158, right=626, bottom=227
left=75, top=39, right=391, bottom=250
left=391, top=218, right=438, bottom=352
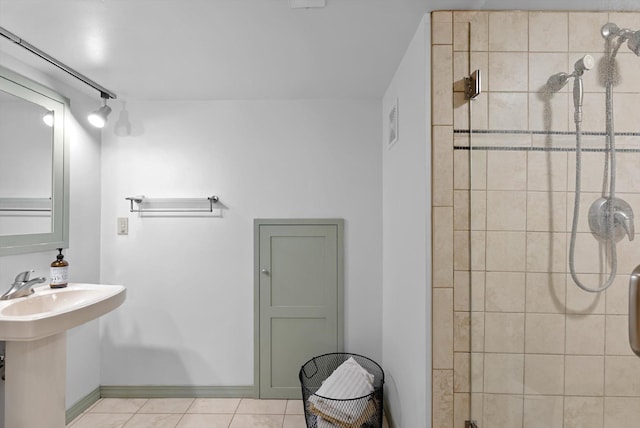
left=2, top=0, right=632, bottom=101
left=0, top=0, right=431, bottom=101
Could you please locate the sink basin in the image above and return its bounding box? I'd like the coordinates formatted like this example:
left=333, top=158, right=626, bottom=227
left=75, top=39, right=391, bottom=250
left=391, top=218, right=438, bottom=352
left=0, top=283, right=125, bottom=341
left=2, top=289, right=108, bottom=316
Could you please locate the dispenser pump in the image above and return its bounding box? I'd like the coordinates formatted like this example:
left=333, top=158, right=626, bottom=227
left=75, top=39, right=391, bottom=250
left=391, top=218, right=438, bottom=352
left=50, top=248, right=69, bottom=288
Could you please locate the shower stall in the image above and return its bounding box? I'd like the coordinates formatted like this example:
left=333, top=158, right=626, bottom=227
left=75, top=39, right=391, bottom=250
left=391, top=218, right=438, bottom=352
left=431, top=11, right=640, bottom=428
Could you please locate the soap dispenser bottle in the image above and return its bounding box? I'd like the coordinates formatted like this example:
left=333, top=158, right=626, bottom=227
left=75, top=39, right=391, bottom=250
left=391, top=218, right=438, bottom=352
left=50, top=248, right=69, bottom=288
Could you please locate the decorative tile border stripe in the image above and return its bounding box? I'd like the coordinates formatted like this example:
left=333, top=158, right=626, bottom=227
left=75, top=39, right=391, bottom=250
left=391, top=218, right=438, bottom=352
left=454, top=145, right=640, bottom=153
left=454, top=129, right=640, bottom=137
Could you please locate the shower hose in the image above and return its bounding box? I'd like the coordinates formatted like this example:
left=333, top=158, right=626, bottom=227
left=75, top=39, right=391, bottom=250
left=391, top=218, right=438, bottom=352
left=568, top=63, right=618, bottom=293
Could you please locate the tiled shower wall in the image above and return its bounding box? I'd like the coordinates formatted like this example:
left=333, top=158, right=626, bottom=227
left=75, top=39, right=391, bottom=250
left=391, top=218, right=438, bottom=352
left=432, top=11, right=640, bottom=428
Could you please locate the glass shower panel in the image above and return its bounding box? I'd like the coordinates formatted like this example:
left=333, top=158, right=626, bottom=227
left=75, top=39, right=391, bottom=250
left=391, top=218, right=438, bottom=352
left=465, top=10, right=640, bottom=428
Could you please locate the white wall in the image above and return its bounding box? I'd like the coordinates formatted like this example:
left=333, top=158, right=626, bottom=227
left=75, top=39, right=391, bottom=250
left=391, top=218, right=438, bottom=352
left=65, top=93, right=103, bottom=408
left=382, top=15, right=430, bottom=428
left=0, top=55, right=103, bottom=411
left=99, top=99, right=382, bottom=386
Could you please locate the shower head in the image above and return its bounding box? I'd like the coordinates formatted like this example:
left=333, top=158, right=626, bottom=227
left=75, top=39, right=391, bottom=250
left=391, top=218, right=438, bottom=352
left=602, top=23, right=640, bottom=56
left=627, top=31, right=640, bottom=55
left=574, top=55, right=595, bottom=74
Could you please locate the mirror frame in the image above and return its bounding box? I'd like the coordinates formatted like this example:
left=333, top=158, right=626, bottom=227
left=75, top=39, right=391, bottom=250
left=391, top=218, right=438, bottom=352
left=0, top=65, right=69, bottom=256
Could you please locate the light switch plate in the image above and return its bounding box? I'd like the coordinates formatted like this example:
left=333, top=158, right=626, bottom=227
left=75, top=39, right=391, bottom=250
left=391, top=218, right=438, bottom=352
left=117, top=217, right=128, bottom=235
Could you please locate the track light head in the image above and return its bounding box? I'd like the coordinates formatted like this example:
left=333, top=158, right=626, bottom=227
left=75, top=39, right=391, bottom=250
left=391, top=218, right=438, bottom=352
left=88, top=97, right=112, bottom=128
left=42, top=111, right=54, bottom=127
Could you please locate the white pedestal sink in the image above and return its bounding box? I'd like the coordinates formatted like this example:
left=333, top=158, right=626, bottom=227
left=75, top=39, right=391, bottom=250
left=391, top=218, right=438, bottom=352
left=0, top=283, right=126, bottom=427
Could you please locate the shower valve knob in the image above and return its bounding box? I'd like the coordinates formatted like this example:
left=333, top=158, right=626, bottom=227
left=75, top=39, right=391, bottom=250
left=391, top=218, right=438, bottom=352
left=588, top=197, right=635, bottom=242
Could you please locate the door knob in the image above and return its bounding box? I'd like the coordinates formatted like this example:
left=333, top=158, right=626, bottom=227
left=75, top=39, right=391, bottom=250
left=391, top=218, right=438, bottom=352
left=261, top=268, right=269, bottom=275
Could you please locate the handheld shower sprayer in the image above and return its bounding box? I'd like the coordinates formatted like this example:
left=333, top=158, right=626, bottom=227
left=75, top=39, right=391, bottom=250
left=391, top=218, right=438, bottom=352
left=546, top=54, right=594, bottom=95
left=573, top=54, right=595, bottom=75
left=572, top=55, right=594, bottom=123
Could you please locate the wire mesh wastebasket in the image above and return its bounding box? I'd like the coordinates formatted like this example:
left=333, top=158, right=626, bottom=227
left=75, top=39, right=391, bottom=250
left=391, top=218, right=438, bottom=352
left=299, top=353, right=385, bottom=428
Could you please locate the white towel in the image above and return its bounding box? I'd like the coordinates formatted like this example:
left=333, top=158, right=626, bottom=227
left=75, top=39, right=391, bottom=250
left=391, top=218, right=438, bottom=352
left=317, top=416, right=340, bottom=428
left=308, top=357, right=374, bottom=423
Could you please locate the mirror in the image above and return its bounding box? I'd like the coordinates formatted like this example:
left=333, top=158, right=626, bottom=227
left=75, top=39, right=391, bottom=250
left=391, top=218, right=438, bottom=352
left=0, top=65, right=68, bottom=255
left=0, top=90, right=53, bottom=235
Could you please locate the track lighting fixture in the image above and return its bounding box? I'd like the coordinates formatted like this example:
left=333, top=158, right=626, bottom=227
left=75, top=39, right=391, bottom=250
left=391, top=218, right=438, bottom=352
left=88, top=94, right=113, bottom=128
left=0, top=25, right=117, bottom=130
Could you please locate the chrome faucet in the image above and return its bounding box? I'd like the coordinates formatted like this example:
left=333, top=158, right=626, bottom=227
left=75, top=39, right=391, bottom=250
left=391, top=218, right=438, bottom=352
left=0, top=270, right=46, bottom=300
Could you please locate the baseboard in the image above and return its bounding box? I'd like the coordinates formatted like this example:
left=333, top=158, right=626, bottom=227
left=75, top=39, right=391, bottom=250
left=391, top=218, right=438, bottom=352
left=65, top=386, right=101, bottom=425
left=99, top=385, right=255, bottom=398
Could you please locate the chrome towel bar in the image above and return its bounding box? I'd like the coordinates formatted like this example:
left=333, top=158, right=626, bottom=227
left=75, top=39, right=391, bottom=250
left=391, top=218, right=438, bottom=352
left=125, top=196, right=220, bottom=213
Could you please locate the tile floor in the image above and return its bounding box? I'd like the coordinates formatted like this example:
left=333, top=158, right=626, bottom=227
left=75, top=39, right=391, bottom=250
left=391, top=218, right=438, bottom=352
left=67, top=397, right=390, bottom=428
